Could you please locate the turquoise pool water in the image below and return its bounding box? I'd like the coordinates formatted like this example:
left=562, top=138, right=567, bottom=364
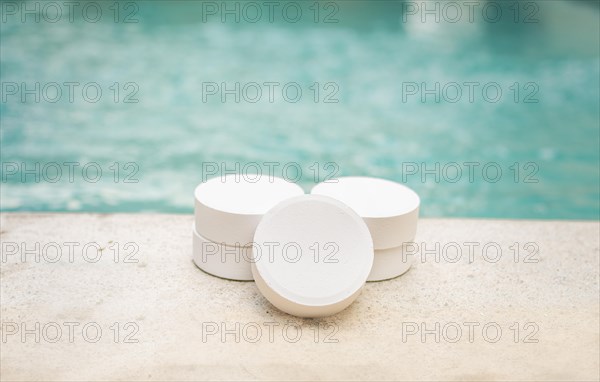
left=1, top=1, right=599, bottom=219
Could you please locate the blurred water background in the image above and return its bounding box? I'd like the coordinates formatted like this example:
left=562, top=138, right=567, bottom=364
left=1, top=0, right=599, bottom=219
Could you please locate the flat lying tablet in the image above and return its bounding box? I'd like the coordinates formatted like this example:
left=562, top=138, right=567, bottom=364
left=195, top=175, right=304, bottom=246
left=192, top=224, right=254, bottom=281
left=252, top=195, right=373, bottom=317
left=311, top=177, right=420, bottom=250
left=368, top=245, right=413, bottom=281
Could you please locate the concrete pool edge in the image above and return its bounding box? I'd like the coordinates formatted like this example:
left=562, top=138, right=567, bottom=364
left=1, top=213, right=598, bottom=381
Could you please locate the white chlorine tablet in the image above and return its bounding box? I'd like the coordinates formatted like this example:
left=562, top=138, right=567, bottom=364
left=311, top=177, right=420, bottom=250
left=252, top=195, right=374, bottom=318
left=368, top=245, right=413, bottom=281
left=192, top=224, right=254, bottom=281
left=195, top=175, right=304, bottom=246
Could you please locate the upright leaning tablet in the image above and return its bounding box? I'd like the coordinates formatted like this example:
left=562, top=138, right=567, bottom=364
left=252, top=195, right=374, bottom=317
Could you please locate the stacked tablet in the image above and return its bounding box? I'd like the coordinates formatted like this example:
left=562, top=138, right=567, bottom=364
left=311, top=177, right=420, bottom=281
left=193, top=175, right=420, bottom=317
left=193, top=174, right=304, bottom=281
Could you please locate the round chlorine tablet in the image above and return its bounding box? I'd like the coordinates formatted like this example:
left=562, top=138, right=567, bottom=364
left=368, top=245, right=413, bottom=281
left=311, top=177, right=420, bottom=250
left=192, top=223, right=254, bottom=281
left=194, top=175, right=304, bottom=246
left=252, top=195, right=374, bottom=318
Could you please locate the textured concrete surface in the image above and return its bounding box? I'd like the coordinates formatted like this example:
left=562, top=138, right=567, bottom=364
left=0, top=213, right=598, bottom=381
